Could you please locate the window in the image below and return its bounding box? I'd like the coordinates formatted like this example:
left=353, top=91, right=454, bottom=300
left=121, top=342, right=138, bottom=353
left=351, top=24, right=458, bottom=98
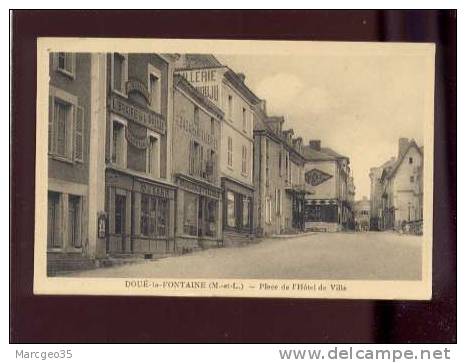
left=49, top=88, right=83, bottom=162
left=227, top=137, right=233, bottom=167
left=183, top=192, right=198, bottom=236
left=56, top=53, right=75, bottom=77
left=189, top=140, right=201, bottom=176
left=156, top=198, right=168, bottom=237
left=275, top=189, right=281, bottom=215
left=147, top=135, right=159, bottom=177
left=210, top=117, right=215, bottom=135
left=228, top=95, right=233, bottom=120
left=194, top=106, right=200, bottom=128
left=285, top=153, right=289, bottom=182
left=47, top=192, right=61, bottom=248
left=206, top=150, right=216, bottom=182
left=409, top=157, right=413, bottom=164
left=278, top=151, right=282, bottom=176
left=112, top=53, right=126, bottom=93
left=242, top=107, right=247, bottom=132
left=54, top=100, right=71, bottom=158
left=68, top=195, right=81, bottom=248
left=149, top=73, right=160, bottom=112
left=112, top=121, right=126, bottom=167
left=227, top=191, right=236, bottom=227
left=140, top=194, right=150, bottom=236
left=410, top=176, right=415, bottom=183
left=140, top=194, right=169, bottom=237
left=241, top=145, right=247, bottom=174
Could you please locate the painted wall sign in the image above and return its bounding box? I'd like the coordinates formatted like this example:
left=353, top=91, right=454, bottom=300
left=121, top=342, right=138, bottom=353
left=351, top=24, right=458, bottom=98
left=125, top=122, right=149, bottom=149
left=176, top=69, right=221, bottom=103
left=110, top=93, right=166, bottom=135
left=175, top=114, right=218, bottom=149
left=177, top=175, right=221, bottom=199
left=305, top=168, right=333, bottom=186
left=138, top=180, right=171, bottom=199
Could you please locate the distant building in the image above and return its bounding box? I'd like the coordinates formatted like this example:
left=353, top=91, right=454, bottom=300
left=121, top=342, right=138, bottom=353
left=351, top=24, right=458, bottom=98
left=354, top=197, right=371, bottom=231
left=302, top=140, right=354, bottom=232
left=370, top=138, right=424, bottom=234
left=252, top=102, right=306, bottom=236
left=380, top=138, right=424, bottom=232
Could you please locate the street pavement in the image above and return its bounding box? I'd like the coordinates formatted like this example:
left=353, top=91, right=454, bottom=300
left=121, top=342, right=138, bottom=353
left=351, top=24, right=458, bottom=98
left=69, top=231, right=423, bottom=280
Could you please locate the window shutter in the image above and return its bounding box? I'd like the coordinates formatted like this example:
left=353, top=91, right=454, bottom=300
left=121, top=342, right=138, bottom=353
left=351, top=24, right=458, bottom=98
left=74, top=106, right=84, bottom=161
left=48, top=95, right=54, bottom=153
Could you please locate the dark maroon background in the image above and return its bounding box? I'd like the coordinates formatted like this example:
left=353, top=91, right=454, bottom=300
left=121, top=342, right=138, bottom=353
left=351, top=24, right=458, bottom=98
left=11, top=10, right=456, bottom=343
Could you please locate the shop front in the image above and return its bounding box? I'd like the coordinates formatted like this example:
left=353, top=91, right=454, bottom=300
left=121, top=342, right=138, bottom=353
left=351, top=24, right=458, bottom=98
left=304, top=198, right=340, bottom=232
left=287, top=188, right=306, bottom=232
left=105, top=168, right=175, bottom=257
left=175, top=174, right=222, bottom=252
left=222, top=177, right=254, bottom=245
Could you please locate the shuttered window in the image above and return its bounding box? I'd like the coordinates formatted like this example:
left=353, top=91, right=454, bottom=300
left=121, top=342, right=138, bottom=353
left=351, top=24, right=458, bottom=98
left=74, top=106, right=84, bottom=162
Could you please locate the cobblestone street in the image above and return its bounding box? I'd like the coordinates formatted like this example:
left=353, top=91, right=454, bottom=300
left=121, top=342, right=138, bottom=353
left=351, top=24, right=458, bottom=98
left=69, top=231, right=423, bottom=280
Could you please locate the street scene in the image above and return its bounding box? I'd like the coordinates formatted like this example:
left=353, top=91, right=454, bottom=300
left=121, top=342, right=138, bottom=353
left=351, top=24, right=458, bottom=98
left=43, top=49, right=428, bottom=281
left=69, top=231, right=422, bottom=280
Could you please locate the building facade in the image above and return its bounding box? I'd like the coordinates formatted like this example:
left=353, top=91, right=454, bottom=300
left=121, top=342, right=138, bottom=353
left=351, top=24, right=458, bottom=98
left=353, top=196, right=371, bottom=231
left=47, top=52, right=109, bottom=274
left=302, top=140, right=354, bottom=232
left=175, top=55, right=260, bottom=244
left=379, top=138, right=424, bottom=233
left=172, top=75, right=223, bottom=251
left=104, top=53, right=176, bottom=258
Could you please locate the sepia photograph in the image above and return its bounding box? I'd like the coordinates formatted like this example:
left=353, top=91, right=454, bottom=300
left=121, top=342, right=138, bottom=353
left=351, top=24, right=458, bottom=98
left=33, top=38, right=435, bottom=299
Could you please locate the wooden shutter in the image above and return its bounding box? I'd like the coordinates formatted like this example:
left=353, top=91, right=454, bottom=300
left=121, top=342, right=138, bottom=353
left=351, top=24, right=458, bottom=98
left=48, top=95, right=54, bottom=153
left=74, top=106, right=84, bottom=161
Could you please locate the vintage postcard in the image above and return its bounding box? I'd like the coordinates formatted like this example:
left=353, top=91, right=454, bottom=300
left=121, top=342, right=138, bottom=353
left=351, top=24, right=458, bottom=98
left=34, top=38, right=435, bottom=299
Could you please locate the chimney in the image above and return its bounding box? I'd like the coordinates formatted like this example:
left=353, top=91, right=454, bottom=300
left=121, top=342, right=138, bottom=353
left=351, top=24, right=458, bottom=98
left=398, top=138, right=410, bottom=158
left=237, top=73, right=246, bottom=83
left=309, top=140, right=321, bottom=151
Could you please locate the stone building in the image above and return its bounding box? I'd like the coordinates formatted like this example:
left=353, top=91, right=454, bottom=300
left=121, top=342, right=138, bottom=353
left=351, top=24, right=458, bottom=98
left=252, top=104, right=306, bottom=237
left=379, top=138, right=424, bottom=233
left=302, top=140, right=354, bottom=232
left=175, top=54, right=260, bottom=244
left=47, top=52, right=107, bottom=274
left=353, top=196, right=371, bottom=232
left=172, top=74, right=223, bottom=251
left=104, top=53, right=177, bottom=258
left=369, top=157, right=396, bottom=230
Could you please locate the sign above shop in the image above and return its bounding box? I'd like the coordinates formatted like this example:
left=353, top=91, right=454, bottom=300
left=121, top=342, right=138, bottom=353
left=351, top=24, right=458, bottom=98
left=110, top=93, right=166, bottom=135
left=305, top=168, right=333, bottom=186
left=176, top=174, right=221, bottom=200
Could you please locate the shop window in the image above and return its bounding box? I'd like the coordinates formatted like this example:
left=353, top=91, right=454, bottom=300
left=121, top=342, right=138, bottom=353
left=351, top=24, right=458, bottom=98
left=227, top=137, right=233, bottom=167
left=140, top=194, right=150, bottom=236
left=241, top=145, right=247, bottom=175
left=112, top=121, right=126, bottom=167
left=242, top=197, right=250, bottom=228
left=68, top=195, right=82, bottom=248
left=47, top=192, right=61, bottom=248
left=112, top=53, right=127, bottom=94
left=156, top=198, right=168, bottom=237
left=205, top=199, right=217, bottom=237
left=184, top=192, right=198, bottom=236
left=226, top=191, right=236, bottom=227
left=114, top=194, right=126, bottom=235
left=56, top=52, right=75, bottom=78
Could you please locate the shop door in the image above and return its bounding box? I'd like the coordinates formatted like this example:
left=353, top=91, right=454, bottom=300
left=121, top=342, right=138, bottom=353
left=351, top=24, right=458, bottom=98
left=115, top=194, right=126, bottom=252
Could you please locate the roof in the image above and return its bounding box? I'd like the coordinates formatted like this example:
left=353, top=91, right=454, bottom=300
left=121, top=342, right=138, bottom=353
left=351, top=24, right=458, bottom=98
left=320, top=147, right=348, bottom=160
left=176, top=54, right=224, bottom=69
left=386, top=140, right=423, bottom=178
left=302, top=146, right=337, bottom=161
